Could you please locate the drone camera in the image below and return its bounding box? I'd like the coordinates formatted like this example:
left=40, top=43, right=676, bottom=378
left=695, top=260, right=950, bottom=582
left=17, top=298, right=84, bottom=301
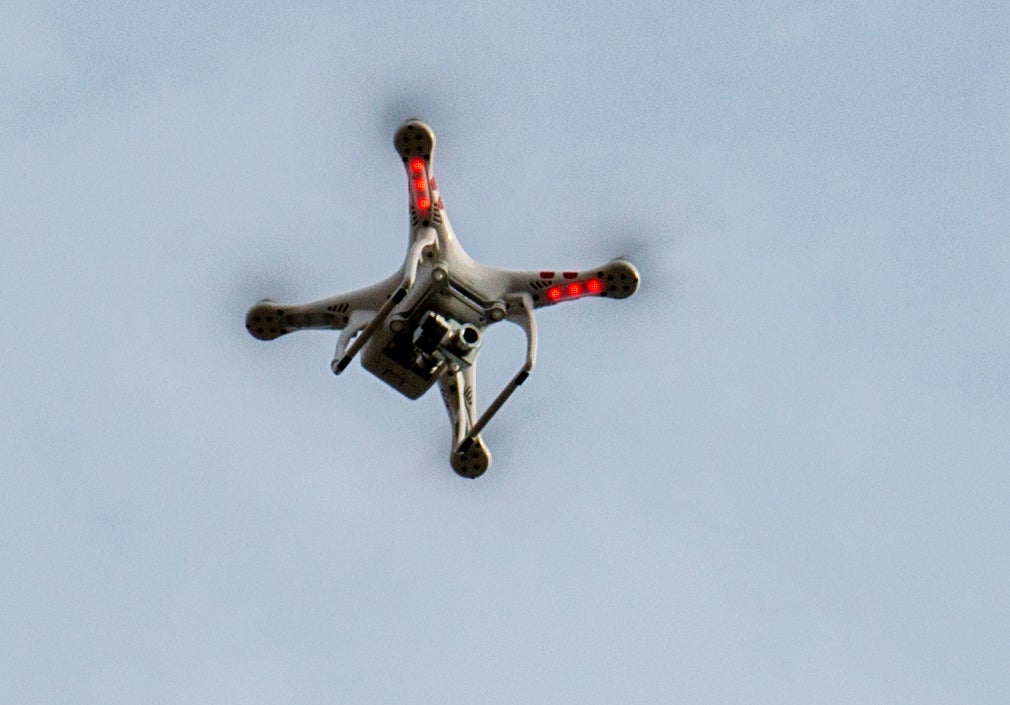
left=460, top=324, right=480, bottom=349
left=413, top=311, right=452, bottom=354
left=412, top=312, right=482, bottom=364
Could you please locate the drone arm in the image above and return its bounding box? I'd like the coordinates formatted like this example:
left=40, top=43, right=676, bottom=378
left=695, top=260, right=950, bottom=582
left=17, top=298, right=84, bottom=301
left=245, top=272, right=403, bottom=341
left=331, top=227, right=437, bottom=374
left=500, top=258, right=640, bottom=310
left=458, top=292, right=537, bottom=454
left=439, top=365, right=494, bottom=478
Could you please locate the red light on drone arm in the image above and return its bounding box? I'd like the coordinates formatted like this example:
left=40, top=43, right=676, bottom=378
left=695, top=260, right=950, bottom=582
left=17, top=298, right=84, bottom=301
left=544, top=278, right=605, bottom=303
left=408, top=159, right=431, bottom=211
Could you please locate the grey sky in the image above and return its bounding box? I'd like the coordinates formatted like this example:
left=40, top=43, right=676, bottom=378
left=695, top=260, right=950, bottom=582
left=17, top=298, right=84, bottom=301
left=3, top=2, right=1008, bottom=703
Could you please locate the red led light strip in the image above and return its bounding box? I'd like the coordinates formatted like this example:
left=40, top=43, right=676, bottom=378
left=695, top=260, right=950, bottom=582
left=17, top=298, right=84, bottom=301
left=545, top=278, right=604, bottom=302
left=409, top=158, right=431, bottom=212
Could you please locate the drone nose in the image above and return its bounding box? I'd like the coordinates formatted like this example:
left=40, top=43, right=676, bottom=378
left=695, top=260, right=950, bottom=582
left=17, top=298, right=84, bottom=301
left=394, top=120, right=435, bottom=160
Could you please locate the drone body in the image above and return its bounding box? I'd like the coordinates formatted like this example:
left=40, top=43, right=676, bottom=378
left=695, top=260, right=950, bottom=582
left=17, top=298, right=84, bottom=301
left=247, top=121, right=639, bottom=477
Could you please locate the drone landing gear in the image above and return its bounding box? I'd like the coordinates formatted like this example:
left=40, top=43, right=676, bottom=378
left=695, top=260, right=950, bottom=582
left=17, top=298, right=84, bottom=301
left=330, top=227, right=437, bottom=375
left=331, top=286, right=406, bottom=374
left=440, top=294, right=537, bottom=478
left=459, top=293, right=537, bottom=451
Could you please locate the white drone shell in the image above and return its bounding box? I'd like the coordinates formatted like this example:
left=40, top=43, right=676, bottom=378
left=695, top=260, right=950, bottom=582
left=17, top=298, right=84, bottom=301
left=247, top=121, right=640, bottom=477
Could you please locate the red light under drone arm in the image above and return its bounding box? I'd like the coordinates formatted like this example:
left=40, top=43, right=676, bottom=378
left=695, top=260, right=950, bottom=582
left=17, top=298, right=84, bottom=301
left=532, top=260, right=639, bottom=309
left=544, top=278, right=603, bottom=302
left=409, top=157, right=432, bottom=212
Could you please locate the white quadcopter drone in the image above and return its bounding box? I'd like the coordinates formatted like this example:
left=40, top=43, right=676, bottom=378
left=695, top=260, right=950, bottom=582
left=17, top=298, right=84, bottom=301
left=246, top=120, right=639, bottom=477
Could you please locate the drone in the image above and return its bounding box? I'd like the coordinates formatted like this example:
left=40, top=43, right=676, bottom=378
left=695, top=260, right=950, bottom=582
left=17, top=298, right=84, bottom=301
left=246, top=120, right=639, bottom=477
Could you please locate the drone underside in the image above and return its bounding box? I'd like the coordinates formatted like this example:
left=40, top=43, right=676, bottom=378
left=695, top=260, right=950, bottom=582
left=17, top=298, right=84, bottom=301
left=247, top=121, right=639, bottom=477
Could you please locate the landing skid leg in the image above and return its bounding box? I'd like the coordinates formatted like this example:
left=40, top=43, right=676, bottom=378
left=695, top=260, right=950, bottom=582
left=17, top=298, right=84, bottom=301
left=457, top=293, right=537, bottom=457
left=331, top=228, right=437, bottom=374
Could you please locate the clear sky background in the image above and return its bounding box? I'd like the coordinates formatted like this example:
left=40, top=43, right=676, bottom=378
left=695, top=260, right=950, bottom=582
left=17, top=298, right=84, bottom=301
left=3, top=3, right=1008, bottom=703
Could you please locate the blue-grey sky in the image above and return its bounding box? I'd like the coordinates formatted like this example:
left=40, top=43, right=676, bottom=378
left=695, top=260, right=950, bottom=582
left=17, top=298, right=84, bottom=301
left=3, top=2, right=1008, bottom=703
